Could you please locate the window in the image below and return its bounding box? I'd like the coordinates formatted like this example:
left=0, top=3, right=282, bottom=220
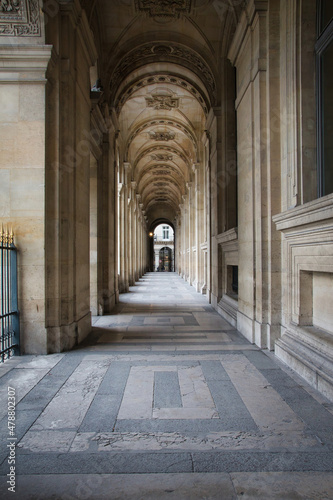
left=162, top=226, right=169, bottom=240
left=317, top=1, right=333, bottom=196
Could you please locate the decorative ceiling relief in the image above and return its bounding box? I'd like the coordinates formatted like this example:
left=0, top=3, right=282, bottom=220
left=126, top=119, right=197, bottom=157
left=116, top=74, right=209, bottom=115
left=149, top=131, right=175, bottom=141
left=1, top=0, right=20, bottom=13
left=135, top=0, right=191, bottom=18
left=111, top=43, right=216, bottom=105
left=146, top=94, right=179, bottom=111
left=0, top=0, right=41, bottom=36
left=151, top=154, right=173, bottom=161
left=153, top=170, right=170, bottom=175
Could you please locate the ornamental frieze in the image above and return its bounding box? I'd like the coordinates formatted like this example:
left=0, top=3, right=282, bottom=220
left=111, top=43, right=216, bottom=105
left=149, top=131, right=176, bottom=141
left=135, top=0, right=191, bottom=18
left=116, top=74, right=209, bottom=115
left=0, top=0, right=20, bottom=13
left=153, top=170, right=171, bottom=176
left=146, top=95, right=179, bottom=111
left=151, top=154, right=173, bottom=162
left=0, top=0, right=41, bottom=36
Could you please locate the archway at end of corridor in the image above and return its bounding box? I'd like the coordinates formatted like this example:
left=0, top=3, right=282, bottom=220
left=148, top=221, right=175, bottom=272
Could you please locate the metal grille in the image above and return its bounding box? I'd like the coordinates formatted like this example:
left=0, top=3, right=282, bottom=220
left=0, top=227, right=19, bottom=362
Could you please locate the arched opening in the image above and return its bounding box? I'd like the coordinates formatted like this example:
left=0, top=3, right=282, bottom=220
left=151, top=224, right=175, bottom=272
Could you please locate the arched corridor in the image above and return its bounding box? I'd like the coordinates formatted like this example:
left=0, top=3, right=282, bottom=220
left=1, top=0, right=332, bottom=404
left=1, top=0, right=333, bottom=496
left=2, top=272, right=333, bottom=498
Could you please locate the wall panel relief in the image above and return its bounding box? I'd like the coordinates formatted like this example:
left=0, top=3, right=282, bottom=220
left=0, top=0, right=41, bottom=36
left=273, top=196, right=333, bottom=400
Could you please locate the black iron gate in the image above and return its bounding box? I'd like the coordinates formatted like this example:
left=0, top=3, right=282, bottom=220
left=0, top=227, right=19, bottom=361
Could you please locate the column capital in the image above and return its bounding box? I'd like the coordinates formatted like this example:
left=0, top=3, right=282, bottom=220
left=0, top=45, right=53, bottom=84
left=124, top=162, right=131, bottom=171
left=192, top=163, right=200, bottom=172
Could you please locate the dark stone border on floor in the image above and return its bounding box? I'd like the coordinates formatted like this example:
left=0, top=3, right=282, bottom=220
left=0, top=355, right=83, bottom=467
left=114, top=418, right=257, bottom=433
left=1, top=450, right=333, bottom=475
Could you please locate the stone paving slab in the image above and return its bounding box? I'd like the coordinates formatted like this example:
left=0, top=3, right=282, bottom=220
left=67, top=430, right=320, bottom=453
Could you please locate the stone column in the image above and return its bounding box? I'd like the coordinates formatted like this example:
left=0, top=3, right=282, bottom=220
left=192, top=164, right=201, bottom=292
left=44, top=0, right=98, bottom=352
left=177, top=207, right=183, bottom=276
left=204, top=131, right=212, bottom=302
left=186, top=182, right=193, bottom=285
left=181, top=196, right=188, bottom=280
left=135, top=195, right=141, bottom=281
left=129, top=181, right=137, bottom=285
left=228, top=0, right=281, bottom=349
left=123, top=162, right=131, bottom=292
left=118, top=181, right=125, bottom=292
left=0, top=45, right=52, bottom=354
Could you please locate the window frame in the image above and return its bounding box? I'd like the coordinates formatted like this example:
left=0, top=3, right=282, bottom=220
left=316, top=1, right=333, bottom=197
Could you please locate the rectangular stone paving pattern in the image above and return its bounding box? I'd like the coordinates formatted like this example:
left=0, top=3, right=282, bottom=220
left=1, top=273, right=333, bottom=499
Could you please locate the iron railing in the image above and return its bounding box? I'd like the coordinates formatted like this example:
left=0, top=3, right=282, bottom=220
left=0, top=227, right=19, bottom=362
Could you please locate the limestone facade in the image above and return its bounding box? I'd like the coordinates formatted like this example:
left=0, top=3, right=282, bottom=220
left=0, top=0, right=332, bottom=401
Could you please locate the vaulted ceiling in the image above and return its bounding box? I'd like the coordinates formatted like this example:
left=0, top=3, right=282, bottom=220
left=84, top=0, right=243, bottom=225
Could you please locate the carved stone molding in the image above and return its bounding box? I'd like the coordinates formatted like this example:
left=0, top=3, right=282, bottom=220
left=149, top=131, right=175, bottom=141
left=0, top=0, right=20, bottom=14
left=151, top=153, right=173, bottom=161
left=116, top=74, right=209, bottom=115
left=146, top=94, right=179, bottom=111
left=111, top=43, right=216, bottom=104
left=0, top=0, right=41, bottom=37
left=126, top=118, right=197, bottom=158
left=135, top=0, right=191, bottom=18
left=135, top=145, right=189, bottom=167
left=0, top=45, right=52, bottom=82
left=153, top=170, right=170, bottom=175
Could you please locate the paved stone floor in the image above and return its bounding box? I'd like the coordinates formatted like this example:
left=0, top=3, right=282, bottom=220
left=1, top=273, right=333, bottom=499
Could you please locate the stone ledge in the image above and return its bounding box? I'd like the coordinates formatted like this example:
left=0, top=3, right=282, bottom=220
left=0, top=45, right=52, bottom=82
left=273, top=194, right=333, bottom=232
left=215, top=228, right=238, bottom=245
left=276, top=331, right=333, bottom=402
left=217, top=294, right=238, bottom=328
